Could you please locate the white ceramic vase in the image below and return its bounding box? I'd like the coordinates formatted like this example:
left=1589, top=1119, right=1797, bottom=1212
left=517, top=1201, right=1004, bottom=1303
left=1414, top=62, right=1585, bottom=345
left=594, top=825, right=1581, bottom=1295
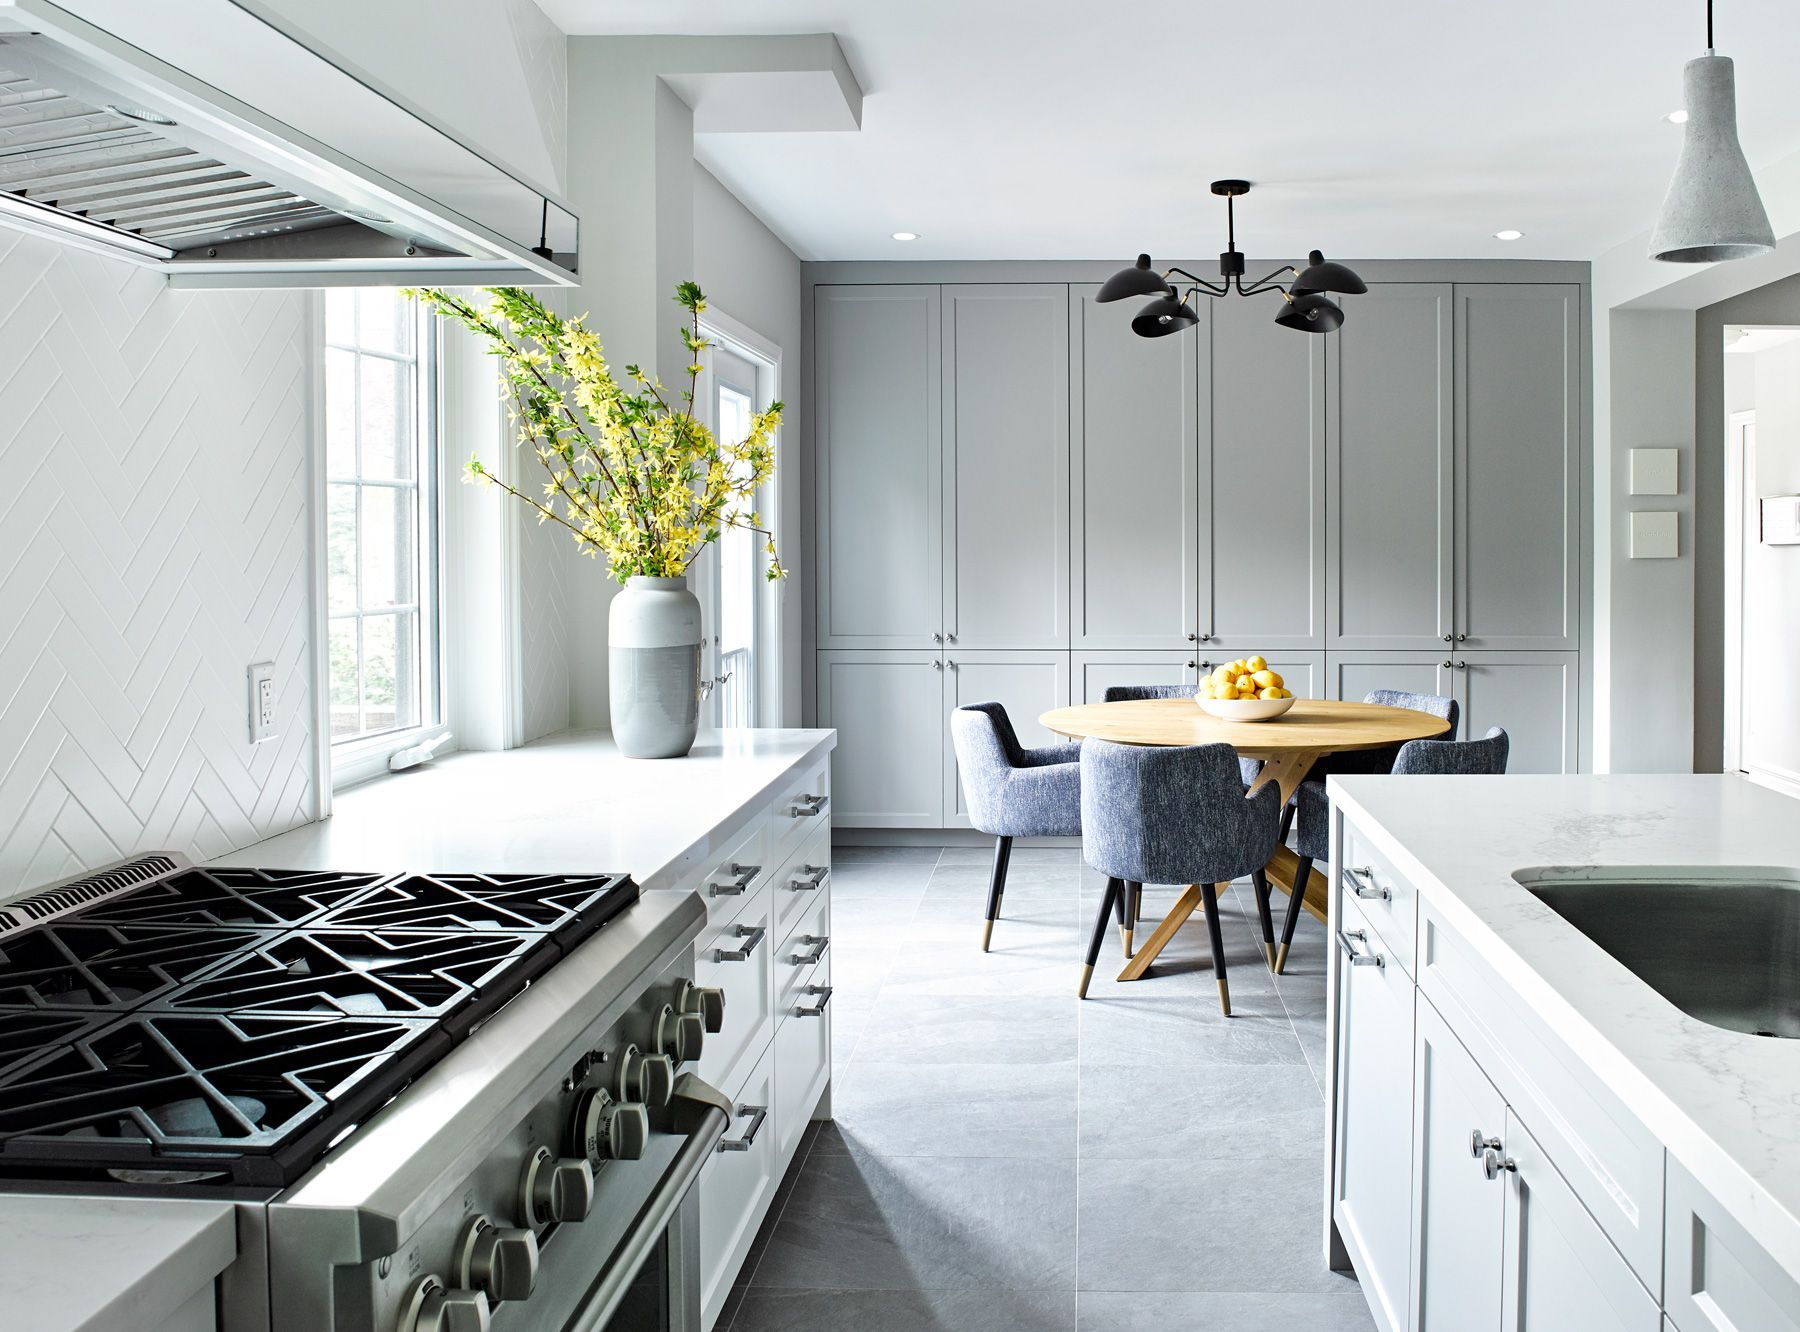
left=608, top=575, right=703, bottom=759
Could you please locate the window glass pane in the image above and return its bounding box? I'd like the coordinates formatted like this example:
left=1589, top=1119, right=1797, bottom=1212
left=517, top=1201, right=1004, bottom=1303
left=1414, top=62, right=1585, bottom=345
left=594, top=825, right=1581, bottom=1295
left=324, top=289, right=356, bottom=345
left=356, top=288, right=410, bottom=356
left=360, top=612, right=417, bottom=734
left=329, top=620, right=359, bottom=738
left=325, top=349, right=357, bottom=477
left=358, top=357, right=412, bottom=480
left=360, top=485, right=412, bottom=608
left=327, top=485, right=358, bottom=612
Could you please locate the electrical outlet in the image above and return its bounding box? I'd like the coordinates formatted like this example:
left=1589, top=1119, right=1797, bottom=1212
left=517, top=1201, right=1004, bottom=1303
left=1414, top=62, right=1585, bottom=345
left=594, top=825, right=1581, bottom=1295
left=248, top=662, right=277, bottom=744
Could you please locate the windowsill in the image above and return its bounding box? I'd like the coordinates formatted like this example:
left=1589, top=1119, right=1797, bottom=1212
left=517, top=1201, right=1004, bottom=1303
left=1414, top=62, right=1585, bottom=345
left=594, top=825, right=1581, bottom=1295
left=330, top=724, right=453, bottom=793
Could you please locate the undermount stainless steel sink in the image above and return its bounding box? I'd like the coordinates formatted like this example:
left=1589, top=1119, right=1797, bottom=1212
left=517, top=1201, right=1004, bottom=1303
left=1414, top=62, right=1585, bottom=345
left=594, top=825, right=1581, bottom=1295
left=1513, top=867, right=1800, bottom=1039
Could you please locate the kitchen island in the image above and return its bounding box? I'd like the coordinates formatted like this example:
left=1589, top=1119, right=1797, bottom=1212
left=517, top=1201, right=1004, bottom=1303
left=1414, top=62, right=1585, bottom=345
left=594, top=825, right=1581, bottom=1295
left=1324, top=772, right=1800, bottom=1332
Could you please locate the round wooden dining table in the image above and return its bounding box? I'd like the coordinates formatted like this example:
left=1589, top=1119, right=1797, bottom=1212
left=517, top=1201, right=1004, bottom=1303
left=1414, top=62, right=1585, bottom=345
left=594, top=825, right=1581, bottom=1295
left=1038, top=696, right=1451, bottom=981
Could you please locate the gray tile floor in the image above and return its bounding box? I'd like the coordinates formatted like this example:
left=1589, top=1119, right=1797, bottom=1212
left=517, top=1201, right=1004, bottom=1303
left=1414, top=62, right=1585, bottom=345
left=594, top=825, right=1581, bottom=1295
left=716, top=847, right=1377, bottom=1332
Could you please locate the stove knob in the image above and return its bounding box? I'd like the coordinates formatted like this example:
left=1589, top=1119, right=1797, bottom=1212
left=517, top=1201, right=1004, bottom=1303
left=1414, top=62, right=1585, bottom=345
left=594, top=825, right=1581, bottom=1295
left=455, top=1214, right=538, bottom=1303
left=681, top=982, right=727, bottom=1034
left=655, top=1003, right=707, bottom=1064
left=396, top=1275, right=490, bottom=1332
left=572, top=1087, right=652, bottom=1163
left=519, top=1146, right=595, bottom=1230
left=616, top=1043, right=677, bottom=1109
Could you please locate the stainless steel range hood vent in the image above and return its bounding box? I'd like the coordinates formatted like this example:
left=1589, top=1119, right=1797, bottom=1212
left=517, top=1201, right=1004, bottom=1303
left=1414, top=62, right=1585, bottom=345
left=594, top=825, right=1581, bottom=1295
left=0, top=0, right=579, bottom=287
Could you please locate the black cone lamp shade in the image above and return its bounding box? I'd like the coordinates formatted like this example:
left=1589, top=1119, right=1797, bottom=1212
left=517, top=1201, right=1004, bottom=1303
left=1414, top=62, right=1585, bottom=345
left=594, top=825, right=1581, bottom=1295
left=1289, top=250, right=1367, bottom=297
left=1274, top=292, right=1344, bottom=334
left=1131, top=294, right=1199, bottom=338
left=1098, top=253, right=1174, bottom=303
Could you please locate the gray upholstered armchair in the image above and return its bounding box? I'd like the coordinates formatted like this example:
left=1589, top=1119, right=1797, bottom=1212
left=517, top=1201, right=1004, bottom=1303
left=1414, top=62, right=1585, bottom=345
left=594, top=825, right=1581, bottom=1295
left=1077, top=738, right=1281, bottom=1012
left=1282, top=726, right=1510, bottom=971
left=950, top=701, right=1082, bottom=951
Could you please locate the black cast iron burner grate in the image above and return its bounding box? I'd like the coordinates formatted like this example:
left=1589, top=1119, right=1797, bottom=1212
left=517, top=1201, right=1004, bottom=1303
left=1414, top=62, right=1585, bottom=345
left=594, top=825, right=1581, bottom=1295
left=0, top=865, right=638, bottom=1187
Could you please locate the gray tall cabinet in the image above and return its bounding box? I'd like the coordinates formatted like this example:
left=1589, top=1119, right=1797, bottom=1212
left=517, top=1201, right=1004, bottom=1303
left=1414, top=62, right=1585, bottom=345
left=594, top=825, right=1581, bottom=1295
left=815, top=274, right=1583, bottom=828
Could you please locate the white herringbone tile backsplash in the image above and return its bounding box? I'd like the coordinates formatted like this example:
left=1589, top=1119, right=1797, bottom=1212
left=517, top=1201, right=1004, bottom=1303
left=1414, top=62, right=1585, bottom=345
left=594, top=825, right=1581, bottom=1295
left=0, top=232, right=317, bottom=893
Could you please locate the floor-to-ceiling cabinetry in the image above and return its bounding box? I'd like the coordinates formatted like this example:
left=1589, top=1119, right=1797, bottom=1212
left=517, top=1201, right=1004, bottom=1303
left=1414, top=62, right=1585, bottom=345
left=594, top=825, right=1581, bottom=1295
left=813, top=271, right=1585, bottom=828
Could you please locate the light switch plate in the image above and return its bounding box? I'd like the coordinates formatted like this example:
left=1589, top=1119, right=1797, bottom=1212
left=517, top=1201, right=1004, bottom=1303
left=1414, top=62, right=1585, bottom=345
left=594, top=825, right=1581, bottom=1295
left=1629, top=510, right=1679, bottom=559
left=248, top=661, right=277, bottom=743
left=1630, top=447, right=1679, bottom=496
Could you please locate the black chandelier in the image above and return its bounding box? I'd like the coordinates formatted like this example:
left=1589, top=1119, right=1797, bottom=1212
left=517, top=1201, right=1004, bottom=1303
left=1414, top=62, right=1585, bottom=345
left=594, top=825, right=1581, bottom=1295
left=1098, top=180, right=1366, bottom=336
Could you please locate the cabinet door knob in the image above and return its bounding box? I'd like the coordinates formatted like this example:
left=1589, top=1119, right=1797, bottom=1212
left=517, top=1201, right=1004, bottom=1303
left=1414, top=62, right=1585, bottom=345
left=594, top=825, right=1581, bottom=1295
left=1456, top=633, right=1468, bottom=642
left=932, top=660, right=943, bottom=671
left=1444, top=634, right=1454, bottom=643
left=1455, top=661, right=1468, bottom=670
left=1469, top=1130, right=1503, bottom=1158
left=1442, top=660, right=1454, bottom=669
left=1199, top=633, right=1213, bottom=643
left=1482, top=1148, right=1518, bottom=1181
left=932, top=632, right=943, bottom=643
left=1186, top=633, right=1198, bottom=642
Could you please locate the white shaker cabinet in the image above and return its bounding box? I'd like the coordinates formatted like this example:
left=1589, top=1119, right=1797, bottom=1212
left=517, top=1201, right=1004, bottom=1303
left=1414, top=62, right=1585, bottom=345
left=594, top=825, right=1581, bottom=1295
left=942, top=285, right=1070, bottom=648
left=815, top=651, right=945, bottom=827
left=1499, top=1110, right=1659, bottom=1332
left=1450, top=651, right=1578, bottom=773
left=1331, top=894, right=1415, bottom=1332
left=815, top=286, right=944, bottom=648
left=1409, top=996, right=1505, bottom=1331
left=1070, top=283, right=1201, bottom=649
left=1454, top=285, right=1580, bottom=651
left=1328, top=284, right=1454, bottom=651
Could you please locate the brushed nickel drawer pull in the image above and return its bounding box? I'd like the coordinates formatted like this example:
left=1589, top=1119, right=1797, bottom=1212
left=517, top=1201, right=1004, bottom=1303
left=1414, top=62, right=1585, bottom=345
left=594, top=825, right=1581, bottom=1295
left=1343, top=866, right=1391, bottom=901
left=788, top=864, right=830, bottom=891
left=717, top=1103, right=768, bottom=1152
left=793, top=984, right=833, bottom=1017
left=707, top=862, right=760, bottom=897
left=789, top=793, right=829, bottom=818
left=788, top=934, right=829, bottom=966
left=713, top=924, right=766, bottom=963
left=1336, top=928, right=1383, bottom=968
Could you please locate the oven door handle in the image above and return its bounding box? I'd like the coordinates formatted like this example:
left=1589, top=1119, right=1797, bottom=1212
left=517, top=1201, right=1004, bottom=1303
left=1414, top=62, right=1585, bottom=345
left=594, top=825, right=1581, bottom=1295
left=563, top=1072, right=732, bottom=1332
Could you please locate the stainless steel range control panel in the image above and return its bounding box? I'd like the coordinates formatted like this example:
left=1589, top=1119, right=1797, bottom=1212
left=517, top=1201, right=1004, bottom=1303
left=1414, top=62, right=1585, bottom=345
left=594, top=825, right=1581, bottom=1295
left=384, top=967, right=725, bottom=1332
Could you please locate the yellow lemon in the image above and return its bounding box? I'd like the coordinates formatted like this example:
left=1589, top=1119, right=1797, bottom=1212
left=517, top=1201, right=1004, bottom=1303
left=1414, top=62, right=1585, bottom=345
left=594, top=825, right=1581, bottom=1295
left=1258, top=686, right=1281, bottom=700
left=1235, top=675, right=1254, bottom=691
left=1267, top=672, right=1285, bottom=688
left=1252, top=670, right=1276, bottom=688
left=1246, top=655, right=1267, bottom=672
left=1274, top=687, right=1292, bottom=699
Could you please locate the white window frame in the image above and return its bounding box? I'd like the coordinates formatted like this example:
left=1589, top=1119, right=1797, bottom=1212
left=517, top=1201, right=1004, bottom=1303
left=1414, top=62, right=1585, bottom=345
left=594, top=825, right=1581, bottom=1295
left=693, top=307, right=782, bottom=730
left=314, top=291, right=449, bottom=794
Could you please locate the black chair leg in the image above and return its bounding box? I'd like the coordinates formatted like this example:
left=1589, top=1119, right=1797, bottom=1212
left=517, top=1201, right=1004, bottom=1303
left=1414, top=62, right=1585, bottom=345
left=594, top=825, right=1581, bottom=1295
left=1199, top=881, right=1231, bottom=1016
left=1122, top=881, right=1141, bottom=957
left=1250, top=869, right=1277, bottom=970
left=1278, top=802, right=1296, bottom=844
left=982, top=835, right=1012, bottom=952
left=1130, top=882, right=1142, bottom=927
left=1080, top=877, right=1122, bottom=999
left=1277, top=856, right=1313, bottom=974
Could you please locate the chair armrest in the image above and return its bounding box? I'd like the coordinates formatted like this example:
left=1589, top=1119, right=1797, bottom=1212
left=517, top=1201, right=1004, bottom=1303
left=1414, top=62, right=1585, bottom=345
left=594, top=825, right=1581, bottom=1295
left=1021, top=741, right=1082, bottom=768
left=998, top=761, right=1083, bottom=837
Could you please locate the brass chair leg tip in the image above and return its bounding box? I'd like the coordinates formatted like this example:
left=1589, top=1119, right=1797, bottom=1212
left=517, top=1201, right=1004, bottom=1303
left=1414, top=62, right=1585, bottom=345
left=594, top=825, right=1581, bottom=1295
left=1122, top=930, right=1134, bottom=957
left=1078, top=964, right=1094, bottom=1000
left=981, top=920, right=994, bottom=952
left=1275, top=942, right=1290, bottom=974
left=1265, top=942, right=1277, bottom=970
left=1217, top=978, right=1232, bottom=1017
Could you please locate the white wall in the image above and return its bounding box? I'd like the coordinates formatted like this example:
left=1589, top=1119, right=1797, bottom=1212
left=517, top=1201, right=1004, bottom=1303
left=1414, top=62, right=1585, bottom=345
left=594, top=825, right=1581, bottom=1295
left=0, top=232, right=315, bottom=890
left=1753, top=340, right=1800, bottom=497
left=693, top=164, right=805, bottom=725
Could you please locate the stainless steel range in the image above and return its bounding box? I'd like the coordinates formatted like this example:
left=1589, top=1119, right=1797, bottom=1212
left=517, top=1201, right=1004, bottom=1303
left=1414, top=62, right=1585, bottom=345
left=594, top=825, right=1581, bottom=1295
left=0, top=852, right=729, bottom=1332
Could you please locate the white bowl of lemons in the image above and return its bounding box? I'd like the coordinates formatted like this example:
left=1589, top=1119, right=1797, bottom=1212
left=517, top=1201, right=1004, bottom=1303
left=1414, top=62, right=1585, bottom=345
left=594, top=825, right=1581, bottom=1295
left=1195, top=656, right=1296, bottom=722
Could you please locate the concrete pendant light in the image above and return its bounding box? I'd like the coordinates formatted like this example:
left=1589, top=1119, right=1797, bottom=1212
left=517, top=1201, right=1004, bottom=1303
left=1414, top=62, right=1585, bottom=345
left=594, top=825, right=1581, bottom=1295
left=1649, top=0, right=1775, bottom=263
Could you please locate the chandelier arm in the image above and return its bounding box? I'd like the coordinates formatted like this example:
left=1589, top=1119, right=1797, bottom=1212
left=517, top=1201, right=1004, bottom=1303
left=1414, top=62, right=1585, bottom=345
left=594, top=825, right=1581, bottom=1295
left=1240, top=264, right=1300, bottom=295
left=1182, top=279, right=1231, bottom=299
left=1164, top=265, right=1215, bottom=287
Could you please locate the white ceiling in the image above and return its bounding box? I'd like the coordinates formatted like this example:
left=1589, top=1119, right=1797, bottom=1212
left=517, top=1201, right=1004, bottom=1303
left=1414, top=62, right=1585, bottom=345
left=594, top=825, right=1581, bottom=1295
left=542, top=0, right=1800, bottom=264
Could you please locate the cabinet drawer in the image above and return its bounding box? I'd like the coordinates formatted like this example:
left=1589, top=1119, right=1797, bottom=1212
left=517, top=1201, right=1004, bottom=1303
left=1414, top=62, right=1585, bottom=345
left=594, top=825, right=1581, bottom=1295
left=775, top=954, right=832, bottom=1163
left=776, top=886, right=832, bottom=1019
left=768, top=755, right=831, bottom=867
left=1417, top=897, right=1663, bottom=1296
left=1339, top=815, right=1419, bottom=979
left=1332, top=891, right=1415, bottom=1332
left=1665, top=1156, right=1800, bottom=1332
left=693, top=885, right=774, bottom=1094
left=693, top=817, right=771, bottom=928
left=772, top=823, right=831, bottom=947
left=698, top=1041, right=777, bottom=1331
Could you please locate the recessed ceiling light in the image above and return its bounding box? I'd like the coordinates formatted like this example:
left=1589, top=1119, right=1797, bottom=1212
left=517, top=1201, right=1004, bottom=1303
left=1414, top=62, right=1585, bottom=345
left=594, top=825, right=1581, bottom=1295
left=1665, top=109, right=1689, bottom=124
left=890, top=231, right=919, bottom=242
left=1494, top=229, right=1524, bottom=241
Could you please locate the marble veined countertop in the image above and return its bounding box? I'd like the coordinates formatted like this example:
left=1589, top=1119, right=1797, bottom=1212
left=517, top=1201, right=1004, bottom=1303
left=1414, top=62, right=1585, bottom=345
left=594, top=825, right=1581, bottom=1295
left=0, top=1194, right=235, bottom=1332
left=1330, top=772, right=1800, bottom=1277
left=229, top=727, right=836, bottom=886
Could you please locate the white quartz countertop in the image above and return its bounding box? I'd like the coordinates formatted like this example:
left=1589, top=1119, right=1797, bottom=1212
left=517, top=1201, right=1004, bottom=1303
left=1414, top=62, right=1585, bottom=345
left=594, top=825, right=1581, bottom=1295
left=1330, top=773, right=1800, bottom=1278
left=226, top=727, right=836, bottom=887
left=0, top=1194, right=235, bottom=1332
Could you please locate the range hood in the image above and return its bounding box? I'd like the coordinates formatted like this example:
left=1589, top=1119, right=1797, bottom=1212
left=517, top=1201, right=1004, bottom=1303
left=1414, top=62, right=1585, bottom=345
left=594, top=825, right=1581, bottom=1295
left=0, top=0, right=578, bottom=286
